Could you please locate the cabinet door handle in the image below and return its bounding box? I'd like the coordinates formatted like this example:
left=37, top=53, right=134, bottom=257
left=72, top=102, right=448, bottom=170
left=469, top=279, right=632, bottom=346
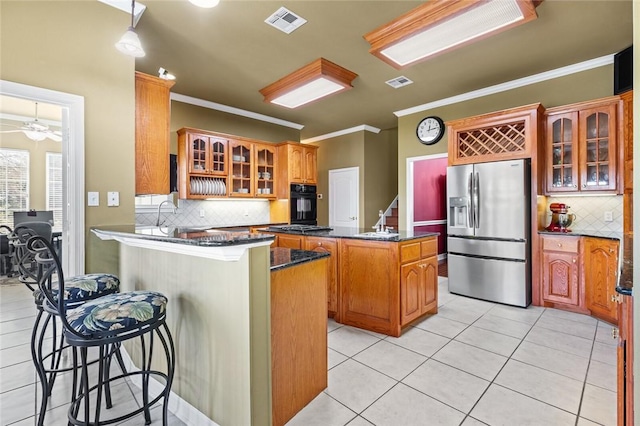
left=611, top=293, right=622, bottom=304
left=582, top=184, right=586, bottom=188
left=612, top=328, right=619, bottom=339
left=609, top=248, right=615, bottom=253
left=557, top=243, right=562, bottom=248
left=318, top=242, right=323, bottom=247
left=574, top=185, right=577, bottom=188
left=572, top=258, right=576, bottom=263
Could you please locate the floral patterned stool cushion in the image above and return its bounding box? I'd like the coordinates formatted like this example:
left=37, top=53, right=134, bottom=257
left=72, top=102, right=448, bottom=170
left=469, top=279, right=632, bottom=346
left=34, top=274, right=121, bottom=306
left=66, top=291, right=167, bottom=338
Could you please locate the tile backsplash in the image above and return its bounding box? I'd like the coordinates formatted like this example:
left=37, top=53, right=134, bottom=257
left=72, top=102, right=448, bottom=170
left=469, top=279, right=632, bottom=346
left=545, top=195, right=623, bottom=234
left=136, top=199, right=271, bottom=227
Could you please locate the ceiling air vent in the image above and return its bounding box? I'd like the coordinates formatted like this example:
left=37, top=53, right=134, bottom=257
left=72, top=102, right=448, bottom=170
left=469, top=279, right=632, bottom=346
left=385, top=76, right=413, bottom=89
left=265, top=7, right=307, bottom=34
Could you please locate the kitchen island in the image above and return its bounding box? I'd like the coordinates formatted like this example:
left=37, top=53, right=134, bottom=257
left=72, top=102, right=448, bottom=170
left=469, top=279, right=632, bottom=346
left=261, top=226, right=440, bottom=337
left=92, top=226, right=328, bottom=426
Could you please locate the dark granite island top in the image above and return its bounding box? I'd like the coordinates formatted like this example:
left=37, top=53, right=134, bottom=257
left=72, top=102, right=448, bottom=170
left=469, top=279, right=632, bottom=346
left=92, top=224, right=274, bottom=262
left=270, top=247, right=330, bottom=271
left=260, top=226, right=439, bottom=242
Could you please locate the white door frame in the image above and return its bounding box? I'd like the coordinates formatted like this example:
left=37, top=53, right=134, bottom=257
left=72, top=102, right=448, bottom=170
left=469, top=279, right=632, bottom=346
left=1, top=80, right=85, bottom=276
left=406, top=153, right=448, bottom=247
left=329, top=166, right=359, bottom=228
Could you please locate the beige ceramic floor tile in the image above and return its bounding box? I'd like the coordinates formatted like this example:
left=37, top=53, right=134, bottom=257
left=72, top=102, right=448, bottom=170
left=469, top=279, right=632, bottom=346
left=580, top=384, right=617, bottom=426
left=586, top=359, right=617, bottom=392
left=385, top=327, right=450, bottom=357
left=286, top=393, right=356, bottom=426
left=525, top=325, right=593, bottom=358
left=361, top=383, right=465, bottom=426
left=472, top=314, right=533, bottom=339
left=455, top=326, right=521, bottom=357
left=511, top=341, right=589, bottom=381
left=328, top=326, right=381, bottom=357
left=591, top=341, right=617, bottom=366
left=413, top=314, right=468, bottom=339
left=353, top=340, right=427, bottom=380
left=535, top=315, right=597, bottom=340
left=432, top=340, right=508, bottom=381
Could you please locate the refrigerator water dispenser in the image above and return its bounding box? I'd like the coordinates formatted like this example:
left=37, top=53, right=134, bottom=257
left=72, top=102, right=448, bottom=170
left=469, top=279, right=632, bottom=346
left=449, top=197, right=470, bottom=228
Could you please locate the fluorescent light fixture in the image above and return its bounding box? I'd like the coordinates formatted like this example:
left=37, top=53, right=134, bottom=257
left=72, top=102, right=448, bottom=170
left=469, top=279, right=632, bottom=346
left=189, top=0, right=220, bottom=8
left=115, top=0, right=145, bottom=57
left=259, top=58, right=358, bottom=109
left=364, top=0, right=539, bottom=69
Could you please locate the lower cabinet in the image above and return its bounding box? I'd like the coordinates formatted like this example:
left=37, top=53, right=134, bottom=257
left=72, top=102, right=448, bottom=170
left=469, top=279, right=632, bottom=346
left=400, top=256, right=438, bottom=326
left=277, top=234, right=303, bottom=249
left=617, top=294, right=634, bottom=426
left=304, top=237, right=339, bottom=318
left=540, top=235, right=582, bottom=308
left=540, top=234, right=620, bottom=324
left=584, top=237, right=620, bottom=324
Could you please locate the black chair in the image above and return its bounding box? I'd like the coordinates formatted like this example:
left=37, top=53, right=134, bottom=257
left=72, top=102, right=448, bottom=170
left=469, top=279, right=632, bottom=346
left=27, top=236, right=175, bottom=425
left=0, top=225, right=12, bottom=276
left=10, top=225, right=121, bottom=426
left=13, top=210, right=54, bottom=227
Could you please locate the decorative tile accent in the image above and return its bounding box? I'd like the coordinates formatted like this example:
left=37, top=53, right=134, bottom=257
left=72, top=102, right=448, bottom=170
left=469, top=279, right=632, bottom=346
left=136, top=199, right=271, bottom=227
left=546, top=195, right=623, bottom=234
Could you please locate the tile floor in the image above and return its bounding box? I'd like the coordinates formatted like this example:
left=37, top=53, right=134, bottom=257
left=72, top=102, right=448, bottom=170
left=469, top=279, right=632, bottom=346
left=0, top=277, right=618, bottom=426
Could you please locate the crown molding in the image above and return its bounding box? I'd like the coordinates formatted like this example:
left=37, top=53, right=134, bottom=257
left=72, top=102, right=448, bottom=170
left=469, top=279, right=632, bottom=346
left=301, top=124, right=381, bottom=144
left=394, top=54, right=615, bottom=117
left=170, top=93, right=304, bottom=130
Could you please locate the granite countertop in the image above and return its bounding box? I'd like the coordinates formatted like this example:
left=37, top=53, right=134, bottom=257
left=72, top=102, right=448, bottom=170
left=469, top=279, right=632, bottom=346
left=538, top=230, right=623, bottom=241
left=259, top=226, right=439, bottom=242
left=270, top=247, right=330, bottom=271
left=92, top=224, right=274, bottom=247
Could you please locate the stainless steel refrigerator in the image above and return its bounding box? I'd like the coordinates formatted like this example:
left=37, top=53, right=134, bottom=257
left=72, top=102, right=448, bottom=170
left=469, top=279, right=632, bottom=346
left=446, top=159, right=531, bottom=307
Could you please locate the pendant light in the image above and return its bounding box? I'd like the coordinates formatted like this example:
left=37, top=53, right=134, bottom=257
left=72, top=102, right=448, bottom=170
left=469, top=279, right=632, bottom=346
left=115, top=0, right=145, bottom=57
left=189, top=0, right=220, bottom=8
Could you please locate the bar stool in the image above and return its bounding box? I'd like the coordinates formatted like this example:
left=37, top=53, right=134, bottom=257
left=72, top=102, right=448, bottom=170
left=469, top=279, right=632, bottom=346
left=27, top=235, right=175, bottom=425
left=9, top=225, right=121, bottom=426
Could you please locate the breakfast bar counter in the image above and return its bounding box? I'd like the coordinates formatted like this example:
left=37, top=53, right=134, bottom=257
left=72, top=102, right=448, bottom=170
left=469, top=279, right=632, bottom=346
left=92, top=225, right=328, bottom=426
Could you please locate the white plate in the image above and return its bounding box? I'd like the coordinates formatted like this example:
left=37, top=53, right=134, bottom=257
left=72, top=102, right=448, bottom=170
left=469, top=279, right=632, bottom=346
left=217, top=180, right=223, bottom=195
left=221, top=181, right=226, bottom=195
left=208, top=179, right=213, bottom=194
left=214, top=180, right=219, bottom=195
left=190, top=179, right=194, bottom=194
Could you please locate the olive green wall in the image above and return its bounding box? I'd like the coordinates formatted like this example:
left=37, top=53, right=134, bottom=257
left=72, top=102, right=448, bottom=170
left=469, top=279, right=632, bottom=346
left=310, top=133, right=364, bottom=227
left=397, top=65, right=615, bottom=230
left=311, top=128, right=398, bottom=228
left=364, top=129, right=398, bottom=228
left=0, top=1, right=135, bottom=273
left=169, top=101, right=300, bottom=154
left=2, top=134, right=61, bottom=212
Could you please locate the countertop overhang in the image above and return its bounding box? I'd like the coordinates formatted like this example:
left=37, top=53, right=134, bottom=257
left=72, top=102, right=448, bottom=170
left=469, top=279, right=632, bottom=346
left=92, top=225, right=274, bottom=261
left=260, top=226, right=439, bottom=242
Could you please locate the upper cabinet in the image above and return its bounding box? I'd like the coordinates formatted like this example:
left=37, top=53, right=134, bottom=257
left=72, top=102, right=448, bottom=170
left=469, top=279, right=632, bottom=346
left=545, top=96, right=621, bottom=194
left=135, top=72, right=175, bottom=195
left=177, top=127, right=277, bottom=200
left=279, top=142, right=318, bottom=184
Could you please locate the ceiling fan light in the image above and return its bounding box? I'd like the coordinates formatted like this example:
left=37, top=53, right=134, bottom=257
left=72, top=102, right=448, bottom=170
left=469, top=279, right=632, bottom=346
left=116, top=27, right=146, bottom=57
left=189, top=0, right=220, bottom=8
left=23, top=130, right=47, bottom=142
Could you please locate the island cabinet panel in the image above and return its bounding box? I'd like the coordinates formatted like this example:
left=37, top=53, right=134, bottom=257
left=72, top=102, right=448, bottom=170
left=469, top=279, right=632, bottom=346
left=271, top=257, right=328, bottom=426
left=135, top=72, right=174, bottom=195
left=400, top=242, right=438, bottom=326
left=277, top=234, right=303, bottom=249
left=400, top=261, right=423, bottom=325
left=305, top=236, right=340, bottom=318
left=340, top=240, right=400, bottom=336
left=584, top=237, right=619, bottom=324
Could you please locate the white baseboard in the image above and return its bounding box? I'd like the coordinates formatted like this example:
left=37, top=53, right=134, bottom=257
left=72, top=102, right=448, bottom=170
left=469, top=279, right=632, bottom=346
left=118, top=346, right=219, bottom=426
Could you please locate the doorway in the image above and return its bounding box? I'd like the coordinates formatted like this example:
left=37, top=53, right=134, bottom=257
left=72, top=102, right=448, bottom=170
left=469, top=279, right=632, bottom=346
left=328, top=167, right=359, bottom=229
left=406, top=153, right=448, bottom=261
left=0, top=80, right=85, bottom=276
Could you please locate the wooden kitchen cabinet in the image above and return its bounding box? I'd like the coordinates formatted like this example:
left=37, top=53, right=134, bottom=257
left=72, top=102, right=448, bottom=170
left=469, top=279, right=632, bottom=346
left=540, top=235, right=584, bottom=310
left=617, top=293, right=634, bottom=426
left=400, top=239, right=438, bottom=326
left=229, top=140, right=254, bottom=197
left=276, top=142, right=318, bottom=197
left=340, top=235, right=438, bottom=336
left=177, top=128, right=230, bottom=199
left=545, top=96, right=621, bottom=194
left=305, top=236, right=339, bottom=318
left=276, top=234, right=303, bottom=249
left=135, top=72, right=175, bottom=195
left=584, top=237, right=619, bottom=324
left=254, top=143, right=277, bottom=199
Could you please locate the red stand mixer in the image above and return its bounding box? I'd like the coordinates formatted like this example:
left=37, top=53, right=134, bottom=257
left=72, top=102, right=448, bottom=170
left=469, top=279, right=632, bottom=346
left=546, top=203, right=576, bottom=232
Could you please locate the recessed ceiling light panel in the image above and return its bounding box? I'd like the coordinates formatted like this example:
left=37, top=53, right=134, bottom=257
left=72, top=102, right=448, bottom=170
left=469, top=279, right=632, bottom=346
left=265, top=7, right=307, bottom=34
left=364, top=0, right=538, bottom=69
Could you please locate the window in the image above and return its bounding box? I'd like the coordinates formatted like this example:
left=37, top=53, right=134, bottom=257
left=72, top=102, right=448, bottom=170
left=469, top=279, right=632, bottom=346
left=46, top=152, right=63, bottom=228
left=135, top=194, right=173, bottom=213
left=0, top=148, right=30, bottom=225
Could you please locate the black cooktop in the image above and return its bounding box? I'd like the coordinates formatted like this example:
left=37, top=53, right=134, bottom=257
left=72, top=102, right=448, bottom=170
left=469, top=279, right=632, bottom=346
left=266, top=224, right=333, bottom=233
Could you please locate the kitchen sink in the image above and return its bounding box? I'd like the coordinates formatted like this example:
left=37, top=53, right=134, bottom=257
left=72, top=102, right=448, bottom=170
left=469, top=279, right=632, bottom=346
left=352, top=232, right=398, bottom=239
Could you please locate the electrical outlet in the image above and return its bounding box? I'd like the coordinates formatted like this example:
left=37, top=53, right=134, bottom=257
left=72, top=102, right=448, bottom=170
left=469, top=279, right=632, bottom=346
left=88, top=192, right=99, bottom=207
left=199, top=209, right=205, bottom=218
left=604, top=211, right=613, bottom=222
left=317, top=193, right=323, bottom=199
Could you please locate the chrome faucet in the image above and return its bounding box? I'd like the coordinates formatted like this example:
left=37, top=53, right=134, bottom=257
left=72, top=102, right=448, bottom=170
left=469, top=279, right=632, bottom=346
left=156, top=200, right=177, bottom=226
left=377, top=209, right=386, bottom=233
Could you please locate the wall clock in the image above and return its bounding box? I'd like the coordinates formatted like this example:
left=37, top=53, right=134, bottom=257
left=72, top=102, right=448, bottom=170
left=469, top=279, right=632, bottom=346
left=416, top=116, right=445, bottom=145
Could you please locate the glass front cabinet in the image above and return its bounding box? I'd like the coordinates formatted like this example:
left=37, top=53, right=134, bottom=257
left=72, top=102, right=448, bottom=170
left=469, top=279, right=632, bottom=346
left=545, top=98, right=619, bottom=194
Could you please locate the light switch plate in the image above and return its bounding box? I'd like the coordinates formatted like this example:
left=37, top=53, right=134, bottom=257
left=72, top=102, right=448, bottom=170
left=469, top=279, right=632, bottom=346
left=604, top=211, right=613, bottom=222
left=88, top=192, right=99, bottom=207
left=107, top=191, right=119, bottom=207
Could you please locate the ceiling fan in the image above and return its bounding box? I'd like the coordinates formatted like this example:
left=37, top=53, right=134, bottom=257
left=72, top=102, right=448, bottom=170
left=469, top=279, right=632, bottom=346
left=0, top=102, right=62, bottom=142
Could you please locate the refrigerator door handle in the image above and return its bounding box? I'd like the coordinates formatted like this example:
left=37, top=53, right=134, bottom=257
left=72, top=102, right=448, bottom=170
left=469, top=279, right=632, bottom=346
left=474, top=172, right=480, bottom=228
left=467, top=172, right=474, bottom=228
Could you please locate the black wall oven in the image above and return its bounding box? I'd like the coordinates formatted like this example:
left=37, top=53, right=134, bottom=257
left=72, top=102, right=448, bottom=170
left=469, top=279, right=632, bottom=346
left=290, top=184, right=317, bottom=225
